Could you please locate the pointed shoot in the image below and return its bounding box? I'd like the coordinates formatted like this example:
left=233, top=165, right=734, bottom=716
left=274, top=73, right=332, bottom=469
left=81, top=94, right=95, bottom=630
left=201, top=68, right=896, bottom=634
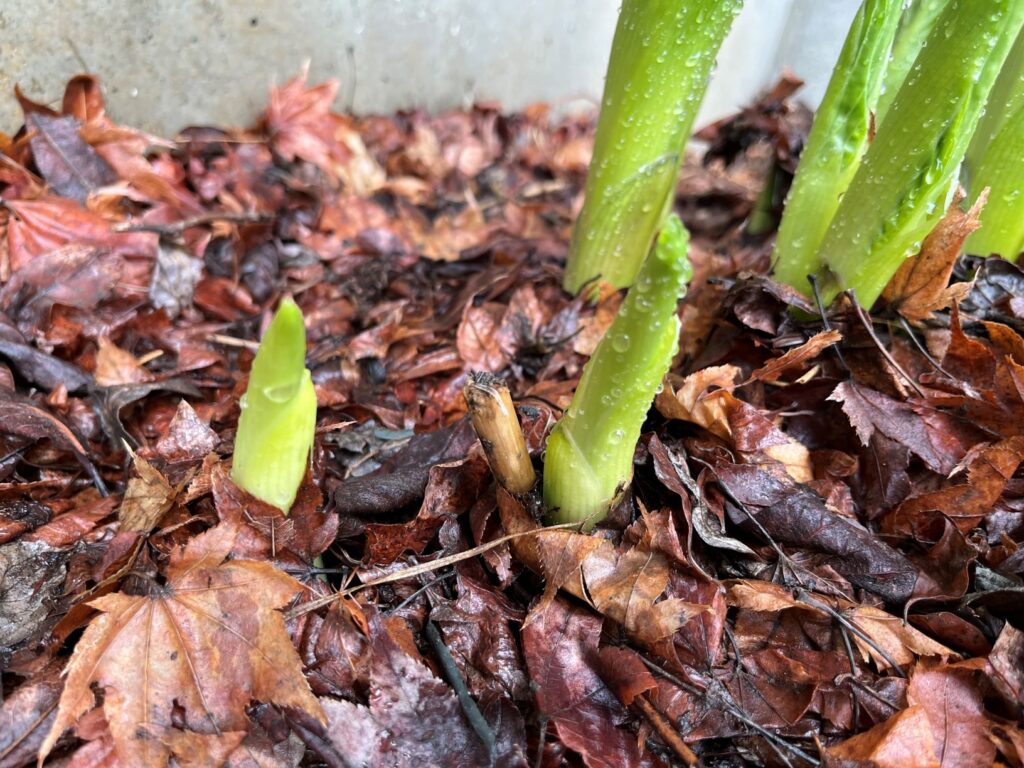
left=231, top=298, right=317, bottom=513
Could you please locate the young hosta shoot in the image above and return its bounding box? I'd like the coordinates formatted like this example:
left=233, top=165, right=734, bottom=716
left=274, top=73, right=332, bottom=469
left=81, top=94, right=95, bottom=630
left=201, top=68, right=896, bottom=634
left=771, top=0, right=903, bottom=296
left=875, top=0, right=950, bottom=122
left=545, top=215, right=691, bottom=528
left=811, top=0, right=1024, bottom=308
left=562, top=0, right=740, bottom=294
left=963, top=27, right=1024, bottom=260
left=231, top=298, right=317, bottom=513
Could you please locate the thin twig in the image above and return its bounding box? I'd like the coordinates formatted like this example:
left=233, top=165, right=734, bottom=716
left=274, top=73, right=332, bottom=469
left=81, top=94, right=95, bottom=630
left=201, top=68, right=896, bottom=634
left=845, top=290, right=925, bottom=398
left=897, top=315, right=957, bottom=381
left=424, top=618, right=496, bottom=760
left=114, top=211, right=272, bottom=235
left=808, top=274, right=849, bottom=373
left=285, top=520, right=582, bottom=620
left=206, top=333, right=261, bottom=351
left=634, top=695, right=698, bottom=766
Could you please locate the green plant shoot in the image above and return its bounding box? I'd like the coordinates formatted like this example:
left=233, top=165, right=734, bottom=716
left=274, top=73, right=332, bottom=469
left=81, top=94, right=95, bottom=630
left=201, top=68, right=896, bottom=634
left=562, top=0, right=741, bottom=294
left=771, top=0, right=903, bottom=296
left=875, top=0, right=950, bottom=122
left=963, top=27, right=1024, bottom=260
left=811, top=0, right=1024, bottom=308
left=231, top=298, right=317, bottom=513
left=545, top=214, right=691, bottom=528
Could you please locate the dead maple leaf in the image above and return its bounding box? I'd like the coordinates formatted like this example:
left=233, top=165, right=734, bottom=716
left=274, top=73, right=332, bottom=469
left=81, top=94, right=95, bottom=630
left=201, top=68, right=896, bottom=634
left=263, top=67, right=384, bottom=194
left=882, top=189, right=986, bottom=322
left=39, top=521, right=324, bottom=767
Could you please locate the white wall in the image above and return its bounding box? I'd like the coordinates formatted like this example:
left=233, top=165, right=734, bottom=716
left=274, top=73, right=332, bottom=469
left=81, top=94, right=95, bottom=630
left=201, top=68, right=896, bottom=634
left=1, top=0, right=861, bottom=135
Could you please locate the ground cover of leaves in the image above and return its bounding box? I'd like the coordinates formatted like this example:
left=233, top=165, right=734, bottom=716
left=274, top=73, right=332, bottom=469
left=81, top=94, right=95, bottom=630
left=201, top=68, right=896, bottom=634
left=0, top=70, right=1022, bottom=768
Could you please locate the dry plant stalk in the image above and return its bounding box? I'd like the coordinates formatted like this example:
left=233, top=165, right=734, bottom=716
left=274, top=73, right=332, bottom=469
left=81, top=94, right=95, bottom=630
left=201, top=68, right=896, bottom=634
left=462, top=372, right=536, bottom=494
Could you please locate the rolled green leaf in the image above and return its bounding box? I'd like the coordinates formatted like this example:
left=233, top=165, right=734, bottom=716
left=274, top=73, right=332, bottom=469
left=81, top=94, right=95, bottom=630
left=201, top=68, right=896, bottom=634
left=875, top=0, right=950, bottom=122
left=562, top=0, right=741, bottom=294
left=814, top=0, right=1024, bottom=308
left=964, top=27, right=1024, bottom=260
left=545, top=214, right=691, bottom=528
left=231, top=298, right=317, bottom=513
left=772, top=0, right=903, bottom=297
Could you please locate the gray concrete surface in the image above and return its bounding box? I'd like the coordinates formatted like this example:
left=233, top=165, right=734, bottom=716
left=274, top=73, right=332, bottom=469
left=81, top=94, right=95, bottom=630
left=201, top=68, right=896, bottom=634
left=1, top=0, right=861, bottom=136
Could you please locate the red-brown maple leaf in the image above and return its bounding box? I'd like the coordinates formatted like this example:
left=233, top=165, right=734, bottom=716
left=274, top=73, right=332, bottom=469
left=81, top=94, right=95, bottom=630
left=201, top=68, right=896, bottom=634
left=39, top=522, right=324, bottom=767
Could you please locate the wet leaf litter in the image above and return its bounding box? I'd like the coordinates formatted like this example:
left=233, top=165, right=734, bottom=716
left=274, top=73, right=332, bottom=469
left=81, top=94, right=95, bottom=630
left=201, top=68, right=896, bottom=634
left=0, top=70, right=1021, bottom=768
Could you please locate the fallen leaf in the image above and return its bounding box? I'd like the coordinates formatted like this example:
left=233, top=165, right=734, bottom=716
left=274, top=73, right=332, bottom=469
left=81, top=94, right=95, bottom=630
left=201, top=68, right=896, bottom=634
left=118, top=452, right=177, bottom=532
left=987, top=623, right=1024, bottom=710
left=882, top=189, right=984, bottom=322
left=95, top=336, right=153, bottom=386
left=0, top=539, right=68, bottom=647
left=847, top=606, right=954, bottom=670
left=655, top=364, right=742, bottom=440
left=522, top=598, right=665, bottom=768
left=712, top=461, right=919, bottom=601
left=825, top=706, right=940, bottom=768
left=888, top=436, right=1024, bottom=534
left=907, top=664, right=996, bottom=768
left=39, top=521, right=324, bottom=767
left=456, top=302, right=509, bottom=372
left=830, top=380, right=966, bottom=475
left=747, top=329, right=841, bottom=383
left=0, top=335, right=92, bottom=392
left=27, top=113, right=116, bottom=203
left=0, top=659, right=63, bottom=767
left=3, top=198, right=155, bottom=273
left=153, top=399, right=220, bottom=470
left=317, top=612, right=490, bottom=767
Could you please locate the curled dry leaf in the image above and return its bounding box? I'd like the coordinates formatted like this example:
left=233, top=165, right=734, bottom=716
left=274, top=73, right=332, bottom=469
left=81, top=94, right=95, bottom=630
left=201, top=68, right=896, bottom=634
left=656, top=364, right=741, bottom=440
left=747, top=328, right=841, bottom=383
left=39, top=521, right=324, bottom=767
left=882, top=189, right=985, bottom=322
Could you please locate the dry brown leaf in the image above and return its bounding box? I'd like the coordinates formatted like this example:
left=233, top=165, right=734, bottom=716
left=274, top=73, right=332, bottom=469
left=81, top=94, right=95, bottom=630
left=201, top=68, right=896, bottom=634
left=39, top=521, right=324, bottom=767
left=655, top=364, right=742, bottom=440
left=118, top=452, right=177, bottom=533
left=747, top=329, right=841, bottom=383
left=847, top=606, right=954, bottom=669
left=882, top=189, right=985, bottom=322
left=95, top=337, right=153, bottom=387
left=725, top=579, right=805, bottom=613
left=528, top=529, right=706, bottom=644
left=825, top=706, right=940, bottom=768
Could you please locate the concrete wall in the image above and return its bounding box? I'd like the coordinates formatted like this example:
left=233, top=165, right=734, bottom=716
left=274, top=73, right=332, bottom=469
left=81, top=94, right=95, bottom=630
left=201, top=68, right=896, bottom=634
left=1, top=0, right=861, bottom=136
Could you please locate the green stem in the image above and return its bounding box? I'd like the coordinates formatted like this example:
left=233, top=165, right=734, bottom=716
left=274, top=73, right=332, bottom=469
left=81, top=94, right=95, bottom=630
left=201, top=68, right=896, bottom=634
left=876, top=0, right=950, bottom=122
left=815, top=0, right=1024, bottom=308
left=964, top=26, right=1024, bottom=260
left=563, top=0, right=740, bottom=294
left=545, top=215, right=691, bottom=528
left=771, top=0, right=903, bottom=296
